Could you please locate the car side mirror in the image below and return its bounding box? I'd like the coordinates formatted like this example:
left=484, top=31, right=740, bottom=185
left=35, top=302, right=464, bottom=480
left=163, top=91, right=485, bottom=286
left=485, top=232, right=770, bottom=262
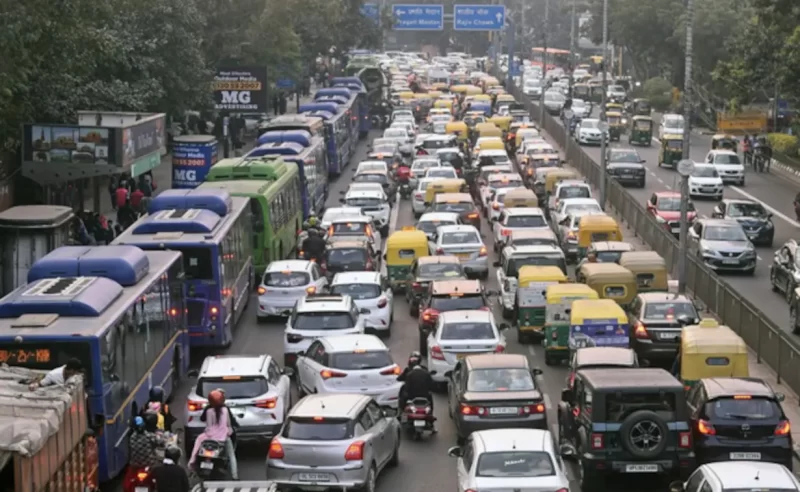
left=531, top=367, right=543, bottom=376
left=339, top=198, right=346, bottom=204
left=339, top=190, right=346, bottom=195
left=561, top=388, right=573, bottom=402
left=187, top=369, right=199, bottom=379
left=490, top=216, right=498, bottom=222
left=775, top=392, right=785, bottom=402
left=499, top=323, right=510, bottom=331
left=448, top=446, right=463, bottom=458
left=282, top=367, right=295, bottom=377
left=668, top=481, right=685, bottom=492
left=492, top=260, right=501, bottom=267
left=768, top=213, right=774, bottom=219
left=487, top=289, right=499, bottom=296
left=640, top=159, right=646, bottom=163
left=444, top=370, right=453, bottom=379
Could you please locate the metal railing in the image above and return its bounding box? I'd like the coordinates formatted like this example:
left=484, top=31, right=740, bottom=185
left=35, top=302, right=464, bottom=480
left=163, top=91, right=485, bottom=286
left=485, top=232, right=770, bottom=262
left=506, top=81, right=800, bottom=394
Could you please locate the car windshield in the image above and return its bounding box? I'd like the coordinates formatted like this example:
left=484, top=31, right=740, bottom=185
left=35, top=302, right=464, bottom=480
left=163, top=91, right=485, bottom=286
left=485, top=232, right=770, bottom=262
left=283, top=417, right=352, bottom=440
left=417, top=220, right=456, bottom=234
left=430, top=294, right=485, bottom=311
left=727, top=202, right=766, bottom=218
left=609, top=85, right=624, bottom=92
left=485, top=155, right=510, bottom=164
left=441, top=321, right=494, bottom=340
left=665, top=118, right=684, bottom=129
left=706, top=397, right=781, bottom=420
left=656, top=197, right=695, bottom=212
left=595, top=251, right=625, bottom=263
left=467, top=368, right=535, bottom=392
left=263, top=271, right=310, bottom=287
left=564, top=204, right=601, bottom=216
left=441, top=230, right=481, bottom=244
left=330, top=283, right=381, bottom=300
left=198, top=376, right=268, bottom=399
left=713, top=154, right=741, bottom=165
left=610, top=151, right=641, bottom=163
left=422, top=139, right=450, bottom=149
left=330, top=350, right=394, bottom=371
left=476, top=451, right=555, bottom=478
left=438, top=151, right=460, bottom=163
left=506, top=256, right=566, bottom=277
left=544, top=93, right=564, bottom=103
left=326, top=248, right=368, bottom=265
left=372, top=145, right=396, bottom=154
left=354, top=174, right=387, bottom=184
left=506, top=215, right=547, bottom=228
left=427, top=169, right=456, bottom=178
left=558, top=187, right=591, bottom=199
left=418, top=263, right=463, bottom=279
left=643, top=301, right=698, bottom=320
left=704, top=226, right=747, bottom=241
left=346, top=197, right=383, bottom=207
left=692, top=167, right=719, bottom=178
left=433, top=202, right=473, bottom=214
left=293, top=312, right=354, bottom=330
left=582, top=120, right=599, bottom=129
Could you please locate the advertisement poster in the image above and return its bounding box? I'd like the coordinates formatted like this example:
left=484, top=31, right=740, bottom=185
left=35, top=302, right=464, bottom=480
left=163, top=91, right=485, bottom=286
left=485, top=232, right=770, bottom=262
left=121, top=116, right=166, bottom=167
left=213, top=66, right=268, bottom=112
left=172, top=136, right=218, bottom=189
left=24, top=124, right=115, bottom=165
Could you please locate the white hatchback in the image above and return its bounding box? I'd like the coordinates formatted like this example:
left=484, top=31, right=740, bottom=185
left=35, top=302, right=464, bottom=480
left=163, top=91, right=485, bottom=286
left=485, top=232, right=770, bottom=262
left=321, top=207, right=365, bottom=229
left=412, top=178, right=439, bottom=217
left=329, top=272, right=394, bottom=335
left=688, top=164, right=724, bottom=200
left=425, top=166, right=458, bottom=180
left=410, top=158, right=442, bottom=188
left=355, top=160, right=389, bottom=175
left=705, top=149, right=745, bottom=186
left=257, top=260, right=327, bottom=320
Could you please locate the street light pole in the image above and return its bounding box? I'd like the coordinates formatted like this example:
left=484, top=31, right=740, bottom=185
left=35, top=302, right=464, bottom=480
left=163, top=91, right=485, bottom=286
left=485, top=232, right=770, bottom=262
left=539, top=0, right=550, bottom=128
left=677, top=159, right=694, bottom=295
left=682, top=0, right=694, bottom=160
left=507, top=21, right=515, bottom=89
left=599, top=0, right=609, bottom=209
left=678, top=0, right=695, bottom=294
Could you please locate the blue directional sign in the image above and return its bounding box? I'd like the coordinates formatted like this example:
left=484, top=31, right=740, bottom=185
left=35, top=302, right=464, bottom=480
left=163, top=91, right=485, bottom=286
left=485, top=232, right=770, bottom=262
left=392, top=4, right=444, bottom=31
left=276, top=78, right=295, bottom=90
left=361, top=3, right=379, bottom=23
left=453, top=4, right=506, bottom=31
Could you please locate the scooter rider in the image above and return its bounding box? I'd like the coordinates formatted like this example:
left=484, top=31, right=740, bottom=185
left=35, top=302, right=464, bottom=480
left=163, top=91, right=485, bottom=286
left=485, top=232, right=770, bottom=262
left=303, top=228, right=327, bottom=263
left=188, top=389, right=239, bottom=480
left=125, top=413, right=164, bottom=492
left=397, top=351, right=437, bottom=432
left=151, top=446, right=191, bottom=492
left=142, top=385, right=176, bottom=432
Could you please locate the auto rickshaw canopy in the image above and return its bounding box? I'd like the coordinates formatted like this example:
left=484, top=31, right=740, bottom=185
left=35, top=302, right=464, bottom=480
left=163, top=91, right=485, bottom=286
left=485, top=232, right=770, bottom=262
left=618, top=251, right=668, bottom=291
left=503, top=188, right=539, bottom=208
left=445, top=121, right=468, bottom=140
left=385, top=229, right=429, bottom=265
left=570, top=299, right=627, bottom=326
left=680, top=319, right=749, bottom=383
left=578, top=262, right=637, bottom=305
left=577, top=215, right=622, bottom=247
left=544, top=170, right=580, bottom=194
left=475, top=122, right=503, bottom=138
left=489, top=115, right=512, bottom=132
left=545, top=283, right=598, bottom=304
left=518, top=265, right=568, bottom=287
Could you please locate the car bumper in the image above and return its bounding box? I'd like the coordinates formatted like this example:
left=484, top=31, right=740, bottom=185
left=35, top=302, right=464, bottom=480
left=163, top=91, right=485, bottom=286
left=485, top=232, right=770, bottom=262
left=689, top=187, right=722, bottom=198
left=579, top=135, right=603, bottom=145
left=186, top=422, right=281, bottom=443
left=364, top=309, right=392, bottom=332
left=744, top=228, right=773, bottom=244
left=259, top=299, right=301, bottom=317
left=702, top=256, right=757, bottom=272
left=631, top=339, right=679, bottom=362
left=461, top=257, right=489, bottom=275
left=696, top=444, right=792, bottom=470
left=581, top=453, right=696, bottom=479
left=612, top=175, right=646, bottom=186
left=429, top=358, right=455, bottom=383
left=719, top=174, right=744, bottom=183
left=267, top=462, right=366, bottom=489
left=457, top=414, right=547, bottom=438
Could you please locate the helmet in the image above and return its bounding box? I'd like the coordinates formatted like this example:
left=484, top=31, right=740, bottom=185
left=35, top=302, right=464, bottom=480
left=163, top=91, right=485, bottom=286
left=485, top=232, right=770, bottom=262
left=208, top=389, right=225, bottom=408
left=164, top=446, right=182, bottom=462
left=408, top=351, right=421, bottom=368
left=149, top=386, right=165, bottom=404
left=142, top=411, right=159, bottom=432
left=133, top=416, right=144, bottom=428
left=308, top=216, right=319, bottom=227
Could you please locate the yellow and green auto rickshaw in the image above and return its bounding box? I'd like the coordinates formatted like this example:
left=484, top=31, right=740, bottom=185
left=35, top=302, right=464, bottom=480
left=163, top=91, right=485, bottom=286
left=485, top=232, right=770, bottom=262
left=658, top=134, right=684, bottom=168
left=588, top=83, right=604, bottom=103
left=542, top=283, right=598, bottom=365
left=514, top=266, right=568, bottom=344
left=628, top=115, right=653, bottom=146
left=532, top=167, right=563, bottom=204
left=489, top=115, right=512, bottom=133
left=618, top=251, right=668, bottom=292
left=606, top=111, right=624, bottom=141
left=384, top=228, right=429, bottom=292
left=711, top=133, right=738, bottom=152
left=576, top=215, right=622, bottom=259
left=475, top=122, right=503, bottom=139
left=577, top=262, right=637, bottom=308
left=632, top=98, right=652, bottom=115
left=445, top=121, right=469, bottom=141
left=678, top=319, right=749, bottom=389
left=605, top=102, right=624, bottom=114
left=569, top=299, right=630, bottom=355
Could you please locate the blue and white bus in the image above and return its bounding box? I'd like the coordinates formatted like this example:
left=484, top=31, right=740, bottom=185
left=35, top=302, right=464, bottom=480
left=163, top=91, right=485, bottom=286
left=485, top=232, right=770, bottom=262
left=331, top=77, right=371, bottom=138
left=0, top=245, right=189, bottom=481
left=299, top=100, right=352, bottom=176
left=113, top=189, right=253, bottom=348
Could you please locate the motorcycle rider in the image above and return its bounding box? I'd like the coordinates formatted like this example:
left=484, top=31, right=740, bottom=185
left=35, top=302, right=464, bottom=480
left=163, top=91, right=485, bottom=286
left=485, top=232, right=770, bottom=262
left=397, top=351, right=436, bottom=432
left=125, top=413, right=164, bottom=492
left=150, top=446, right=191, bottom=492
left=303, top=228, right=327, bottom=263
left=141, top=385, right=176, bottom=432
left=188, top=389, right=239, bottom=479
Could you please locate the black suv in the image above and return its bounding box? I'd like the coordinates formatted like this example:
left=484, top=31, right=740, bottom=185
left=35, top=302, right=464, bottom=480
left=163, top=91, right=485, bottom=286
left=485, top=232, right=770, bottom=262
left=687, top=377, right=792, bottom=469
left=558, top=368, right=695, bottom=491
left=606, top=147, right=646, bottom=188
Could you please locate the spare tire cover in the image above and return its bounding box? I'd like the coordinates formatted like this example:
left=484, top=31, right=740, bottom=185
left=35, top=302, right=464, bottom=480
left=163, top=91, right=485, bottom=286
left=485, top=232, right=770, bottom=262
left=619, top=410, right=669, bottom=459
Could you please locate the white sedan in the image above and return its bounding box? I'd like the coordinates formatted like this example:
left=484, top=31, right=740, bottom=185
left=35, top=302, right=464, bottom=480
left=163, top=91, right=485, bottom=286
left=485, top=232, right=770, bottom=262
left=576, top=119, right=608, bottom=145
left=329, top=271, right=394, bottom=335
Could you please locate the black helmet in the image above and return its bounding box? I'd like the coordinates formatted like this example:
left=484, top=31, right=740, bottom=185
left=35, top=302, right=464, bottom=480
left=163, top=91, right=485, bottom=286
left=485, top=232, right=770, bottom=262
left=408, top=351, right=421, bottom=368
left=165, top=445, right=182, bottom=462
left=149, top=386, right=165, bottom=404
left=142, top=410, right=159, bottom=432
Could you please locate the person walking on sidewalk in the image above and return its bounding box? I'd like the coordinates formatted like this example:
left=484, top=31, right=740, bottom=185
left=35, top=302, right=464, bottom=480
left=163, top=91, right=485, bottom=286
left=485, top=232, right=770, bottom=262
left=130, top=185, right=144, bottom=214
left=279, top=93, right=288, bottom=115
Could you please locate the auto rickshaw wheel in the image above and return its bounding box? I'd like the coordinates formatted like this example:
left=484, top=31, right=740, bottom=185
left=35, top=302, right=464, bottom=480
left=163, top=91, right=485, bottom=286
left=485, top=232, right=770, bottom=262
left=517, top=328, right=529, bottom=344
left=501, top=306, right=513, bottom=319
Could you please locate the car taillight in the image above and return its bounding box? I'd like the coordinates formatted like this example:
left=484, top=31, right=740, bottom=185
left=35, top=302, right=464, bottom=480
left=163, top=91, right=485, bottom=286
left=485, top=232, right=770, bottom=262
left=467, top=212, right=479, bottom=219
left=634, top=322, right=649, bottom=339
left=679, top=431, right=692, bottom=448
left=268, top=439, right=285, bottom=459
left=415, top=193, right=423, bottom=200
left=321, top=369, right=348, bottom=379
left=775, top=420, right=791, bottom=436
left=412, top=282, right=422, bottom=291
left=479, top=306, right=490, bottom=311
left=422, top=308, right=439, bottom=323
left=494, top=344, right=505, bottom=353
left=697, top=419, right=716, bottom=435
left=257, top=286, right=267, bottom=295
left=380, top=365, right=402, bottom=376
left=377, top=297, right=388, bottom=308
left=590, top=433, right=604, bottom=449
left=527, top=168, right=533, bottom=176
left=436, top=247, right=444, bottom=255
left=187, top=400, right=205, bottom=412
left=255, top=397, right=278, bottom=409
left=366, top=258, right=374, bottom=270
left=460, top=404, right=486, bottom=416
left=345, top=441, right=365, bottom=461
left=521, top=403, right=546, bottom=414
left=306, top=286, right=316, bottom=295
left=492, top=202, right=500, bottom=210
left=479, top=246, right=487, bottom=256
left=287, top=333, right=304, bottom=343
left=430, top=345, right=445, bottom=360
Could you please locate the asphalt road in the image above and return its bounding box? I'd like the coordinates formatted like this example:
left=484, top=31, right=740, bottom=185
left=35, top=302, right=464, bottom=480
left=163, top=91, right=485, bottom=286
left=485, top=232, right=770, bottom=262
left=559, top=109, right=799, bottom=334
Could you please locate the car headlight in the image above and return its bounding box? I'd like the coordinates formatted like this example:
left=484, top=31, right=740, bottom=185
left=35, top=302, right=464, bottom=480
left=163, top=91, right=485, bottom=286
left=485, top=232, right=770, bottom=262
left=743, top=250, right=757, bottom=258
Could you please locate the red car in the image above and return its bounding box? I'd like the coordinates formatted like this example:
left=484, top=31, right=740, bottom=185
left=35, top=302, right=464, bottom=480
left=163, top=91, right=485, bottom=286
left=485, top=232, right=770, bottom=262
left=646, top=191, right=697, bottom=237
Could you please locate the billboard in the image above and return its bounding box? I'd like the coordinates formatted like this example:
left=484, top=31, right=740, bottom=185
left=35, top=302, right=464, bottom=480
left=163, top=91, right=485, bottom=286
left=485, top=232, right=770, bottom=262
left=213, top=66, right=269, bottom=112
left=23, top=124, right=117, bottom=165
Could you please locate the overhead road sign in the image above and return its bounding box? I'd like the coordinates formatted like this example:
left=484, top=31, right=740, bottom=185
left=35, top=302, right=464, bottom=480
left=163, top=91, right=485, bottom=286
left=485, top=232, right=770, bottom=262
left=361, top=3, right=379, bottom=23
left=453, top=4, right=506, bottom=31
left=392, top=4, right=444, bottom=30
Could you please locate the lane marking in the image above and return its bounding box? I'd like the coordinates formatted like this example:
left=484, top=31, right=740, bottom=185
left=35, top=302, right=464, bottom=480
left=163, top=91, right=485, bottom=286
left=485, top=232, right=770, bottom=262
left=729, top=185, right=800, bottom=227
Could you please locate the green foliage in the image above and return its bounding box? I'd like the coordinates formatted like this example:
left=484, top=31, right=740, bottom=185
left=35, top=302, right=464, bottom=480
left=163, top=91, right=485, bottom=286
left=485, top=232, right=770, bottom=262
left=642, top=77, right=672, bottom=99
left=767, top=133, right=798, bottom=156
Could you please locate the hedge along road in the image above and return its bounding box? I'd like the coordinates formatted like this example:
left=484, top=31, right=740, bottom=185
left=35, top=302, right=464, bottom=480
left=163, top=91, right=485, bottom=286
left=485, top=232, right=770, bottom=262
left=551, top=107, right=800, bottom=336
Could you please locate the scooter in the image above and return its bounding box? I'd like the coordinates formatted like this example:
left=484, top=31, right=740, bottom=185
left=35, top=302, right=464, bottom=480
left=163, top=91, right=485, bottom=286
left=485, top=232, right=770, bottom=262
left=193, top=439, right=232, bottom=480
left=400, top=397, right=437, bottom=440
left=399, top=182, right=413, bottom=200
left=130, top=467, right=155, bottom=492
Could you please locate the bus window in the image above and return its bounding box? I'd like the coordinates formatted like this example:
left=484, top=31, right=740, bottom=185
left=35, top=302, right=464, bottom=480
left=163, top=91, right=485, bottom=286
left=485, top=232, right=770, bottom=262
left=177, top=247, right=213, bottom=280
left=250, top=199, right=264, bottom=249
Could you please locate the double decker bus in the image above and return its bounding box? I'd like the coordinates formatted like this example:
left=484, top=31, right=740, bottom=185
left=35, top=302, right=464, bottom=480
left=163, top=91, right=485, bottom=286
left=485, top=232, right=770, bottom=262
left=113, top=188, right=253, bottom=348
left=200, top=157, right=304, bottom=273
left=0, top=245, right=188, bottom=481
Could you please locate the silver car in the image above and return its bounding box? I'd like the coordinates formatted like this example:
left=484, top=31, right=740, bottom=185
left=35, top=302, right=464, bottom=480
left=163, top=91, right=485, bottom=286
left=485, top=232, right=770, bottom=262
left=432, top=225, right=489, bottom=280
left=689, top=218, right=757, bottom=274
left=266, top=393, right=400, bottom=490
left=412, top=178, right=439, bottom=218
left=258, top=260, right=328, bottom=320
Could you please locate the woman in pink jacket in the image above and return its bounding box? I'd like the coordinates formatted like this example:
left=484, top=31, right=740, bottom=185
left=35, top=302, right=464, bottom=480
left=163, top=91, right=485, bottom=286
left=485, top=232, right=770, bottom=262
left=188, top=389, right=238, bottom=479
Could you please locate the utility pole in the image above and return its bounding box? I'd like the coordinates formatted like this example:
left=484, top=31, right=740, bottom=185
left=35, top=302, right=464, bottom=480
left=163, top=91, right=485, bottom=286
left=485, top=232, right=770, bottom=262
left=599, top=0, right=609, bottom=209
left=379, top=0, right=386, bottom=52
left=539, top=0, right=550, bottom=128
left=569, top=0, right=576, bottom=98
left=678, top=0, right=694, bottom=295
left=492, top=0, right=500, bottom=72
left=507, top=20, right=515, bottom=89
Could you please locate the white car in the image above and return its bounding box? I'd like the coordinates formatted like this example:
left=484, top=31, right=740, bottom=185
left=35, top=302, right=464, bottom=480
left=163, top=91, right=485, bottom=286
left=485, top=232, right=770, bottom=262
left=576, top=119, right=608, bottom=145
left=414, top=133, right=434, bottom=148
left=329, top=272, right=394, bottom=335
left=486, top=187, right=524, bottom=223
left=320, top=207, right=365, bottom=229
left=416, top=212, right=462, bottom=241
left=688, top=164, right=724, bottom=200
left=674, top=462, right=800, bottom=492
left=425, top=166, right=458, bottom=179
left=391, top=109, right=414, bottom=123
left=492, top=207, right=549, bottom=252
left=426, top=310, right=507, bottom=384
left=571, top=98, right=590, bottom=118
left=448, top=429, right=570, bottom=492
left=515, top=128, right=540, bottom=144
left=294, top=335, right=404, bottom=406
left=346, top=182, right=386, bottom=198
left=523, top=78, right=543, bottom=97
left=391, top=120, right=416, bottom=138
left=659, top=113, right=685, bottom=139
left=550, top=197, right=602, bottom=228
left=328, top=215, right=382, bottom=252
left=606, top=84, right=627, bottom=101
left=355, top=160, right=389, bottom=175
left=705, top=149, right=745, bottom=186
left=410, top=158, right=442, bottom=188
left=257, top=260, right=328, bottom=320
left=342, top=189, right=391, bottom=236
left=432, top=224, right=489, bottom=279
left=477, top=149, right=512, bottom=167
left=383, top=127, right=412, bottom=153
left=412, top=178, right=438, bottom=217
left=548, top=180, right=594, bottom=215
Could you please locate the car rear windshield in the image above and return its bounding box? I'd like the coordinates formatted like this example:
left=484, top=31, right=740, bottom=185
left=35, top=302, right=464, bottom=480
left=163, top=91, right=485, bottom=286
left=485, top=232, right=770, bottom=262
left=467, top=368, right=535, bottom=392
left=476, top=451, right=555, bottom=477
left=441, top=230, right=480, bottom=244
left=326, top=248, right=368, bottom=265
left=263, top=271, right=310, bottom=287
left=330, top=351, right=394, bottom=370
left=558, top=187, right=591, bottom=199
left=513, top=238, right=557, bottom=247
left=706, top=397, right=781, bottom=420
left=433, top=202, right=473, bottom=214
left=283, top=417, right=353, bottom=440
left=293, top=312, right=354, bottom=330
left=506, top=256, right=566, bottom=278
left=346, top=196, right=384, bottom=208
left=418, top=263, right=463, bottom=279
left=643, top=301, right=698, bottom=320
left=198, top=376, right=268, bottom=399
left=330, top=283, right=381, bottom=300
left=417, top=220, right=456, bottom=235
left=431, top=294, right=485, bottom=311
left=506, top=215, right=546, bottom=228
left=442, top=322, right=494, bottom=340
left=422, top=139, right=450, bottom=149
left=354, top=174, right=387, bottom=185
left=332, top=222, right=368, bottom=234
left=606, top=392, right=677, bottom=421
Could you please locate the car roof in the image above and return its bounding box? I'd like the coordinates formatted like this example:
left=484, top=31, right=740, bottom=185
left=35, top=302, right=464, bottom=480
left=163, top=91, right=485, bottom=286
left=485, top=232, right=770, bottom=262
left=435, top=193, right=472, bottom=202
left=424, top=134, right=454, bottom=141
left=321, top=334, right=387, bottom=353
left=487, top=173, right=519, bottom=181
left=439, top=310, right=493, bottom=323
left=473, top=428, right=552, bottom=453
left=296, top=295, right=353, bottom=312
left=504, top=207, right=545, bottom=216
left=654, top=191, right=680, bottom=198
left=701, top=462, right=799, bottom=489
left=507, top=245, right=563, bottom=254
left=331, top=271, right=381, bottom=285
left=431, top=279, right=482, bottom=294
left=290, top=393, right=371, bottom=419
left=698, top=218, right=739, bottom=227
left=511, top=229, right=557, bottom=238
left=638, top=292, right=691, bottom=303
left=466, top=353, right=527, bottom=369
left=575, top=347, right=636, bottom=368
left=709, top=149, right=737, bottom=156
left=266, top=260, right=314, bottom=273
left=702, top=377, right=776, bottom=400
left=580, top=368, right=682, bottom=390
left=327, top=238, right=369, bottom=248
left=330, top=215, right=371, bottom=223
left=721, top=198, right=757, bottom=205
left=199, top=354, right=270, bottom=378
left=556, top=180, right=589, bottom=188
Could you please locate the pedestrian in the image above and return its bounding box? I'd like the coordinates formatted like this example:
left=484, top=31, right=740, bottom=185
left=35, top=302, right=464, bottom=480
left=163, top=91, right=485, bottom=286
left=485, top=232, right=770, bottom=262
left=139, top=173, right=153, bottom=198
left=130, top=184, right=144, bottom=213
left=108, top=176, right=118, bottom=211
left=114, top=182, right=129, bottom=211
left=273, top=93, right=280, bottom=116
left=197, top=116, right=208, bottom=135
left=279, top=93, right=288, bottom=115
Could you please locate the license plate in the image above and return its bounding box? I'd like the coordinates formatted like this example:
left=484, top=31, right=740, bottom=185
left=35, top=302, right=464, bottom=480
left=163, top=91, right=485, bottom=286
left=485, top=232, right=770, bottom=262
left=489, top=407, right=518, bottom=415
left=722, top=259, right=739, bottom=265
left=456, top=353, right=468, bottom=359
left=200, top=461, right=214, bottom=470
left=456, top=253, right=472, bottom=259
left=135, top=488, right=149, bottom=492
left=625, top=464, right=659, bottom=473
left=730, top=452, right=761, bottom=460
left=299, top=473, right=331, bottom=482
left=659, top=332, right=680, bottom=340
left=413, top=420, right=426, bottom=428
left=671, top=227, right=680, bottom=234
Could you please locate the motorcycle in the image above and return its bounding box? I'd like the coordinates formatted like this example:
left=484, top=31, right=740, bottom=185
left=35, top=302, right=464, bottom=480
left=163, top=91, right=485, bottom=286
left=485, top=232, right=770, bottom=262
left=399, top=181, right=412, bottom=199
left=370, top=114, right=389, bottom=129
left=400, top=397, right=437, bottom=440
left=129, top=467, right=154, bottom=492
left=193, top=439, right=232, bottom=480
